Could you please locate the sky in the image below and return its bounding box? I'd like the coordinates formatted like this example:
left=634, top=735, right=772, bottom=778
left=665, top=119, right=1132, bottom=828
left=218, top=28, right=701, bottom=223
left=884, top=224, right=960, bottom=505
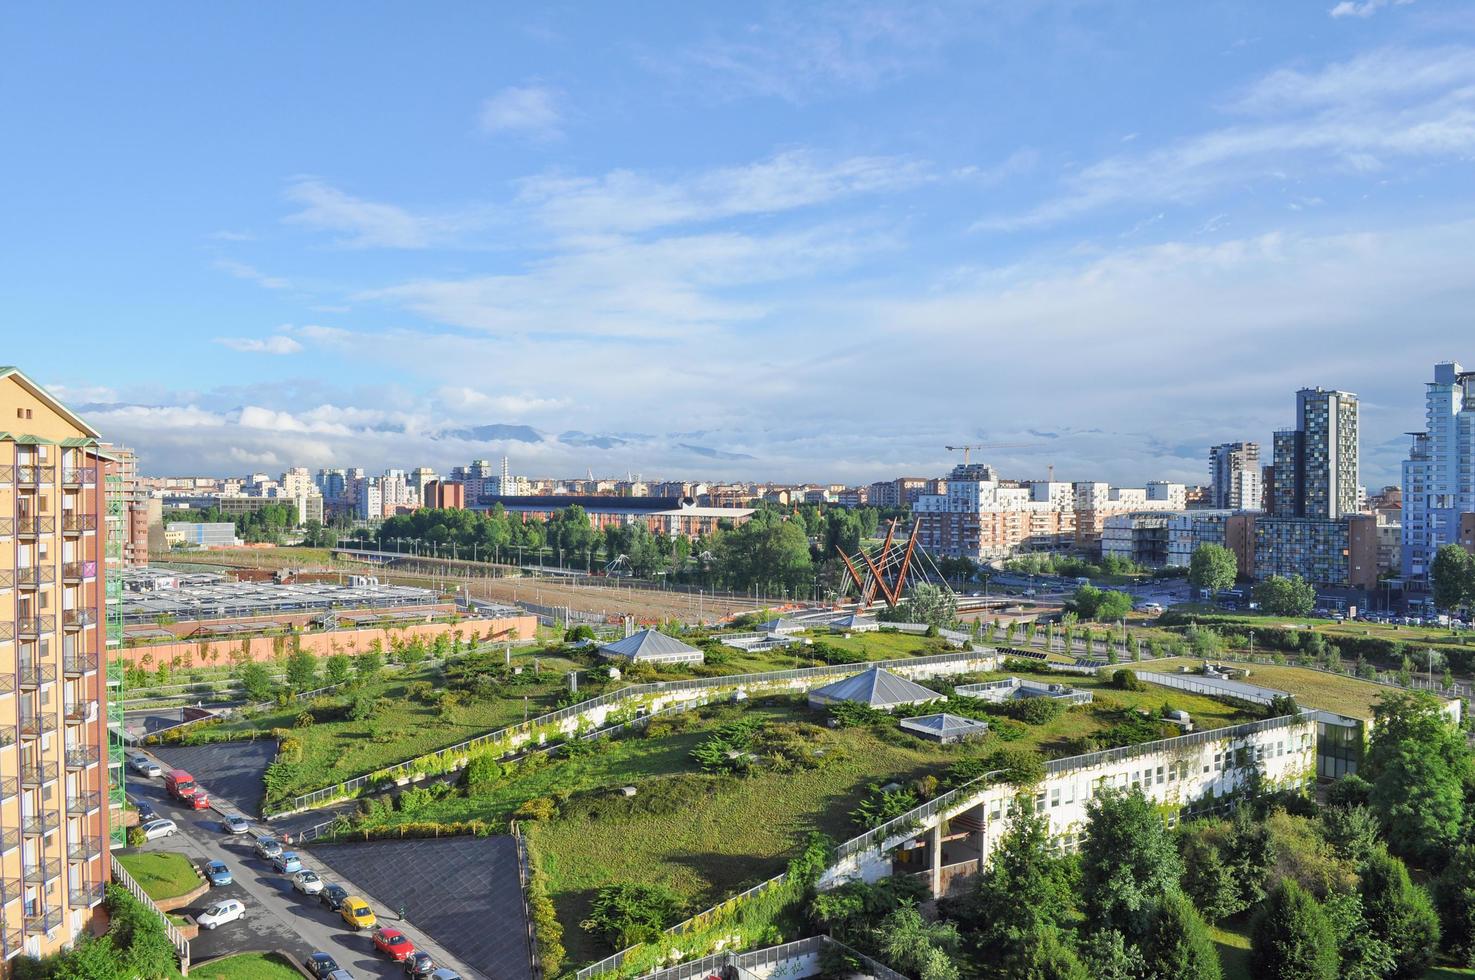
left=3, top=1, right=1475, bottom=487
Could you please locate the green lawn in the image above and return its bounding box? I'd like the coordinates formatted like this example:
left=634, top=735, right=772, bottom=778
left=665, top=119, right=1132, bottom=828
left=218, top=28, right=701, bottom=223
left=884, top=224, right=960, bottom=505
left=516, top=673, right=1258, bottom=967
left=1145, top=657, right=1405, bottom=720
left=117, top=851, right=199, bottom=901
left=185, top=952, right=304, bottom=980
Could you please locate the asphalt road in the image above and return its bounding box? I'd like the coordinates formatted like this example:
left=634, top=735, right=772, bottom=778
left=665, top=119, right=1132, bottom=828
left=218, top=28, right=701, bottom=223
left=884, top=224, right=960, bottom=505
left=127, top=758, right=482, bottom=979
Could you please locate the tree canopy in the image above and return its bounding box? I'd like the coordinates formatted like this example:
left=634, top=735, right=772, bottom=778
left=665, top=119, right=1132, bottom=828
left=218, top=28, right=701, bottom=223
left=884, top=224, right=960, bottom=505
left=1188, top=543, right=1238, bottom=595
left=1252, top=575, right=1317, bottom=616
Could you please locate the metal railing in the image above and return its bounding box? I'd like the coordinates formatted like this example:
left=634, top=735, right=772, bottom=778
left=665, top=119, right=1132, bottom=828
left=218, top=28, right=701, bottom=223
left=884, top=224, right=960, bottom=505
left=0, top=623, right=11, bottom=642
left=65, top=745, right=101, bottom=769
left=16, top=616, right=55, bottom=639
left=0, top=779, right=16, bottom=802
left=22, top=859, right=60, bottom=883
left=0, top=830, right=17, bottom=853
left=21, top=761, right=58, bottom=786
left=16, top=566, right=55, bottom=588
left=18, top=660, right=57, bottom=686
left=24, top=907, right=61, bottom=932
left=16, top=515, right=55, bottom=534
left=61, top=467, right=96, bottom=486
left=279, top=646, right=1001, bottom=813
left=67, top=836, right=103, bottom=861
left=65, top=699, right=98, bottom=723
left=111, top=853, right=191, bottom=972
left=0, top=520, right=11, bottom=538
left=20, top=713, right=58, bottom=738
left=0, top=465, right=11, bottom=484
left=61, top=561, right=96, bottom=582
left=21, top=811, right=60, bottom=835
left=61, top=513, right=96, bottom=533
left=577, top=929, right=909, bottom=980
left=15, top=465, right=52, bottom=485
left=67, top=792, right=102, bottom=816
left=63, top=652, right=99, bottom=675
left=68, top=882, right=104, bottom=907
left=63, top=609, right=96, bottom=629
left=0, top=673, right=14, bottom=694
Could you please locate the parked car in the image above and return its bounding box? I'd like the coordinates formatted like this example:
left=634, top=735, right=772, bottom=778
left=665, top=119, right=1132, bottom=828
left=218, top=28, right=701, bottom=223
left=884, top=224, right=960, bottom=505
left=319, top=884, right=350, bottom=911
left=292, top=870, right=325, bottom=895
left=272, top=851, right=303, bottom=874
left=140, top=819, right=177, bottom=841
left=197, top=899, right=245, bottom=930
left=253, top=835, right=283, bottom=860
left=341, top=896, right=376, bottom=930
left=223, top=814, right=250, bottom=835
left=304, top=952, right=342, bottom=978
left=402, top=952, right=437, bottom=978
left=132, top=799, right=158, bottom=823
left=126, top=753, right=162, bottom=777
left=204, top=860, right=233, bottom=886
left=372, top=928, right=416, bottom=962
left=428, top=970, right=462, bottom=980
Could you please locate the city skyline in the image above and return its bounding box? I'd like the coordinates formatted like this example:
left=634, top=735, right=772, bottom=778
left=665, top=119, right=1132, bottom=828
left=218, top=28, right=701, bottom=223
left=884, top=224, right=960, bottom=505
left=7, top=3, right=1475, bottom=484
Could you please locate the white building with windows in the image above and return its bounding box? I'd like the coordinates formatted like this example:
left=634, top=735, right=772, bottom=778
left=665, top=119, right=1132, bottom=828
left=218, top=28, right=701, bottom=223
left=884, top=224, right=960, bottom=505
left=1403, top=362, right=1475, bottom=586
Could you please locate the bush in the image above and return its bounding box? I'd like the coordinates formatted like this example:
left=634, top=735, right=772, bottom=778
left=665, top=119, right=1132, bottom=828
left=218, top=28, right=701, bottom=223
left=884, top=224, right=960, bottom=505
left=582, top=882, right=685, bottom=949
left=126, top=826, right=146, bottom=848
left=463, top=754, right=503, bottom=798
left=1250, top=878, right=1340, bottom=980
left=980, top=746, right=1046, bottom=785
left=1360, top=847, right=1440, bottom=979
left=528, top=873, right=565, bottom=974
left=515, top=797, right=557, bottom=821
left=1000, top=695, right=1066, bottom=725
left=396, top=785, right=436, bottom=815
left=1111, top=668, right=1145, bottom=691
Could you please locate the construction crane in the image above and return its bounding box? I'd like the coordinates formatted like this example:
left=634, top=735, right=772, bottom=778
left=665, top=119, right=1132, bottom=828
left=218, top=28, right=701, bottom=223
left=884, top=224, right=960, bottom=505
left=944, top=443, right=1036, bottom=466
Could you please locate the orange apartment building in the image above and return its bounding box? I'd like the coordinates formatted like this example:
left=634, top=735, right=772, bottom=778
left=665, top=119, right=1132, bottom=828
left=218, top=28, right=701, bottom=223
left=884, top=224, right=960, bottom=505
left=0, top=368, right=110, bottom=960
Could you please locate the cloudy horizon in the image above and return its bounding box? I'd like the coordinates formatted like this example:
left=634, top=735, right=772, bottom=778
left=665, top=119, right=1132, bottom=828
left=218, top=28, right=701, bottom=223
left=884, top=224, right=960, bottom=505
left=6, top=2, right=1474, bottom=487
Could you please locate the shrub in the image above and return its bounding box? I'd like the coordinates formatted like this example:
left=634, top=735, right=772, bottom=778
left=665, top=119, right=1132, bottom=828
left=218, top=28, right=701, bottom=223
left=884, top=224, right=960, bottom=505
left=1360, top=847, right=1440, bottom=979
left=1249, top=878, right=1340, bottom=980
left=515, top=797, right=557, bottom=821
left=980, top=746, right=1046, bottom=785
left=277, top=736, right=304, bottom=763
left=126, top=826, right=146, bottom=848
left=850, top=784, right=920, bottom=829
left=582, top=882, right=685, bottom=949
left=463, top=755, right=503, bottom=798
left=396, top=785, right=436, bottom=815
left=1111, top=668, right=1145, bottom=691
left=1000, top=695, right=1066, bottom=725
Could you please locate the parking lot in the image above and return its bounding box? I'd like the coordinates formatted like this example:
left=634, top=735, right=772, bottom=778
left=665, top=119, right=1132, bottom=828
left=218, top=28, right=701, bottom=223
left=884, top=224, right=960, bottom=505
left=127, top=755, right=482, bottom=978
left=152, top=740, right=278, bottom=818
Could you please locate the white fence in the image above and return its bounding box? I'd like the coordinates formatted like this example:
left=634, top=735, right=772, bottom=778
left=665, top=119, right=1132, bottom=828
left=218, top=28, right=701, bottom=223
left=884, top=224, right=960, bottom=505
left=111, top=853, right=190, bottom=973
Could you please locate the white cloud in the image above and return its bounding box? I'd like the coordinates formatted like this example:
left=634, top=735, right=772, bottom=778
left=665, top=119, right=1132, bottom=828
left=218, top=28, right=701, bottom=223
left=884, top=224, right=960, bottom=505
left=214, top=336, right=304, bottom=355
left=478, top=85, right=562, bottom=139
left=213, top=259, right=290, bottom=290
left=1330, top=0, right=1413, bottom=18
left=282, top=178, right=467, bottom=249
left=436, top=386, right=569, bottom=416
left=981, top=45, right=1475, bottom=230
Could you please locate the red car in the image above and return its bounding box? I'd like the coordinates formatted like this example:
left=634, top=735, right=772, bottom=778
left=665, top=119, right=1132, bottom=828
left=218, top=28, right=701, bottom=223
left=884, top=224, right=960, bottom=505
left=372, top=928, right=416, bottom=961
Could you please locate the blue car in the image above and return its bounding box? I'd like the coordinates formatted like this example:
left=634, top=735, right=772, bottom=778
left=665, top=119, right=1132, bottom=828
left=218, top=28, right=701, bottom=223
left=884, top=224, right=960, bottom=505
left=272, top=851, right=303, bottom=874
left=204, top=860, right=233, bottom=886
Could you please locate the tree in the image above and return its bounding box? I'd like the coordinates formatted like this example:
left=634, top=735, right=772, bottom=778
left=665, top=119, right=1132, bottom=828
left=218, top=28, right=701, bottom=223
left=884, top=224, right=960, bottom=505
left=355, top=647, right=383, bottom=681
left=875, top=906, right=963, bottom=980
left=1365, top=692, right=1471, bottom=862
left=238, top=661, right=275, bottom=702
left=1433, top=843, right=1475, bottom=968
left=1431, top=542, right=1475, bottom=613
left=1320, top=892, right=1396, bottom=980
left=959, top=803, right=1076, bottom=972
left=883, top=583, right=957, bottom=629
left=1141, top=888, right=1222, bottom=980
left=1249, top=878, right=1340, bottom=980
left=581, top=883, right=683, bottom=948
left=1188, top=543, right=1238, bottom=595
left=1253, top=575, right=1317, bottom=616
left=1067, top=584, right=1133, bottom=622
left=284, top=648, right=319, bottom=692
left=1079, top=788, right=1183, bottom=940
left=1359, top=847, right=1440, bottom=979
left=323, top=653, right=352, bottom=687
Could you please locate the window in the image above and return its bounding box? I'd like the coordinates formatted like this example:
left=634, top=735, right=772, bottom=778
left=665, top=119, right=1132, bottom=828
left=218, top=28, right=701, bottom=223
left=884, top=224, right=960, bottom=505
left=1156, top=765, right=1165, bottom=785
left=1050, top=788, right=1060, bottom=808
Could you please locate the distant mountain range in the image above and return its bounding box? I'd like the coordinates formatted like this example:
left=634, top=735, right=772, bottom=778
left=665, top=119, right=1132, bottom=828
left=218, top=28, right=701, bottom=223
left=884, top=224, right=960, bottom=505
left=433, top=422, right=754, bottom=460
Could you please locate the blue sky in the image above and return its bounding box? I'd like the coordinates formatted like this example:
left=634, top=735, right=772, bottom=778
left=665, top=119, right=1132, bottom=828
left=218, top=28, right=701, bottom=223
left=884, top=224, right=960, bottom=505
left=4, top=1, right=1475, bottom=486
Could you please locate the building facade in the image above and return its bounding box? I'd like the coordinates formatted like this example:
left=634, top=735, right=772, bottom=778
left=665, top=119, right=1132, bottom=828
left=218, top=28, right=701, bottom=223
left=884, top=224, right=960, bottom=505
left=0, top=368, right=111, bottom=959
left=911, top=477, right=1076, bottom=559
left=1253, top=515, right=1378, bottom=589
left=1272, top=388, right=1359, bottom=519
left=1209, top=442, right=1262, bottom=510
left=1402, top=362, right=1475, bottom=586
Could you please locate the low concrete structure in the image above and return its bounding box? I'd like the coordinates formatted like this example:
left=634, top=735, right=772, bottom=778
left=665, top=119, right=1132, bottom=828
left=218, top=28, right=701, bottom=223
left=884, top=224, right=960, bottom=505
left=807, top=667, right=941, bottom=711
left=899, top=713, right=990, bottom=743
left=598, top=628, right=705, bottom=665
left=955, top=676, right=1094, bottom=705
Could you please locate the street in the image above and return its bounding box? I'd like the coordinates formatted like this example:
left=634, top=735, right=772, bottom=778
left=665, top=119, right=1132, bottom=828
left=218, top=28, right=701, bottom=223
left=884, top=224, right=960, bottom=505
left=126, top=757, right=483, bottom=979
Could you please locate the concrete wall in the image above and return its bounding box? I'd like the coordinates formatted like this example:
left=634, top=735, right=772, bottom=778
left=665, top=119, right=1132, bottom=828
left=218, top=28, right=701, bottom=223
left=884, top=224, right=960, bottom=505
left=118, top=615, right=537, bottom=667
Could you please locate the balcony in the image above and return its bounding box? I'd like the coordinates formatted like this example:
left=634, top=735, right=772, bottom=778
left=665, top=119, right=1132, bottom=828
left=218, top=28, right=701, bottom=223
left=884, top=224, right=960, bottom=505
left=20, top=811, right=60, bottom=836
left=62, top=609, right=96, bottom=630
left=64, top=745, right=100, bottom=769
left=15, top=465, right=53, bottom=486
left=66, top=837, right=101, bottom=862
left=17, top=661, right=56, bottom=688
left=68, top=882, right=103, bottom=908
left=0, top=831, right=17, bottom=854
left=0, top=674, right=14, bottom=695
left=0, top=465, right=12, bottom=484
left=20, top=760, right=58, bottom=786
left=66, top=792, right=101, bottom=816
left=0, top=925, right=21, bottom=959
left=23, top=907, right=61, bottom=933
left=0, top=571, right=12, bottom=593
left=19, top=713, right=58, bottom=740
left=21, top=859, right=60, bottom=884
left=15, top=516, right=55, bottom=536
left=61, top=561, right=95, bottom=583
left=62, top=652, right=98, bottom=676
left=0, top=778, right=16, bottom=802
left=61, top=513, right=96, bottom=534
left=61, top=467, right=96, bottom=487
left=63, top=699, right=97, bottom=723
left=16, top=567, right=55, bottom=589
left=0, top=519, right=11, bottom=539
left=16, top=616, right=55, bottom=640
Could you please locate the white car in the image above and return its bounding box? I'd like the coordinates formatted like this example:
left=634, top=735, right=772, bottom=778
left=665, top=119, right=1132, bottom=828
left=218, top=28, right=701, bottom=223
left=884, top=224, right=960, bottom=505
left=197, top=899, right=245, bottom=930
left=140, top=819, right=177, bottom=841
left=126, top=753, right=162, bottom=778
left=292, top=870, right=325, bottom=896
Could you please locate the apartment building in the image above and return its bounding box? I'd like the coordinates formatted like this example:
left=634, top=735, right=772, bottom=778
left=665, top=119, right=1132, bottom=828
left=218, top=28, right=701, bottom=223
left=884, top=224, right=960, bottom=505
left=0, top=367, right=111, bottom=959
left=911, top=477, right=1075, bottom=559
left=1071, top=481, right=1187, bottom=550
left=1254, top=514, right=1378, bottom=589
left=96, top=444, right=147, bottom=567
left=1209, top=442, right=1262, bottom=510
left=1402, top=362, right=1475, bottom=586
